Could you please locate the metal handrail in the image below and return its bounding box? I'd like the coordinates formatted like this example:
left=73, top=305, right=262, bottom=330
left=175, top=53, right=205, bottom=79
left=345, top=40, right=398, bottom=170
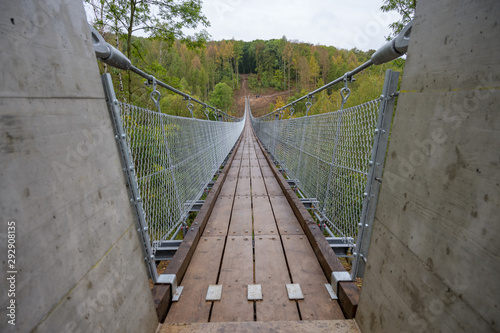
left=257, top=19, right=413, bottom=119
left=89, top=25, right=241, bottom=122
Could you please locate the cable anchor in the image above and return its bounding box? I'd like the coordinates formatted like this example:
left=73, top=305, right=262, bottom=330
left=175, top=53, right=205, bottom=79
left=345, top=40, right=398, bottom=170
left=305, top=95, right=313, bottom=116
left=149, top=77, right=161, bottom=112
left=340, top=74, right=351, bottom=110
left=186, top=97, right=194, bottom=118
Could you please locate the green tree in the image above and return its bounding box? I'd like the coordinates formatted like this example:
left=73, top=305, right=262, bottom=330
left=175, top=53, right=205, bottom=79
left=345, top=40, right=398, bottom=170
left=381, top=0, right=416, bottom=38
left=209, top=82, right=233, bottom=110
left=85, top=0, right=210, bottom=100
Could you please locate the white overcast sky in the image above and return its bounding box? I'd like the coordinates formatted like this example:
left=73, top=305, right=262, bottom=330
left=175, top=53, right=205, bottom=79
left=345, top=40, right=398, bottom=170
left=197, top=0, right=401, bottom=51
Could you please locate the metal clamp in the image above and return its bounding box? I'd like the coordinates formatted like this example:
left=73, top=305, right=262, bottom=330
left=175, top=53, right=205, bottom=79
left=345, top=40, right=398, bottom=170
left=305, top=95, right=313, bottom=116
left=340, top=75, right=351, bottom=110
left=157, top=274, right=183, bottom=302
left=289, top=105, right=295, bottom=117
left=150, top=77, right=161, bottom=112
left=332, top=271, right=352, bottom=295
left=187, top=97, right=194, bottom=118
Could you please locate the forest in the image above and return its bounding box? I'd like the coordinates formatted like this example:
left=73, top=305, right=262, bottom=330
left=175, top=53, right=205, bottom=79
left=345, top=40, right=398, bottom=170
left=99, top=34, right=404, bottom=119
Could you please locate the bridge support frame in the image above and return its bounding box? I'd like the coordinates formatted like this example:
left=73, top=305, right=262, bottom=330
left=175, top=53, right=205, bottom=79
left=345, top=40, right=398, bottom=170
left=101, top=73, right=158, bottom=282
left=351, top=69, right=400, bottom=279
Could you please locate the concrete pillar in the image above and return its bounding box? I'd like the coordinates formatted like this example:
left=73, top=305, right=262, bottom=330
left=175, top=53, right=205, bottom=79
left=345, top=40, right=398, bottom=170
left=356, top=1, right=500, bottom=332
left=0, top=1, right=158, bottom=332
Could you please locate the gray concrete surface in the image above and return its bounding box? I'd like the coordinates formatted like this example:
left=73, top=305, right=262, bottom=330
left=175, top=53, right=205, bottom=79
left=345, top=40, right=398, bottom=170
left=356, top=1, right=500, bottom=332
left=0, top=1, right=158, bottom=332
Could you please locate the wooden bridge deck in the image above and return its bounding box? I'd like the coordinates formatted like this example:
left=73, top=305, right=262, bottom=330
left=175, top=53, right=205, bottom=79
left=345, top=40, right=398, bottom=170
left=154, top=114, right=360, bottom=331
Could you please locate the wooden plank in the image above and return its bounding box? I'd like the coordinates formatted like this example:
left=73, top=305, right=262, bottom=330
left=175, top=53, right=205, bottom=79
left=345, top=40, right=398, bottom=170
left=251, top=176, right=267, bottom=197
left=236, top=177, right=251, bottom=196
left=263, top=176, right=284, bottom=196
left=252, top=196, right=279, bottom=236
left=254, top=235, right=299, bottom=321
left=269, top=196, right=304, bottom=235
left=165, top=236, right=226, bottom=323
left=210, top=236, right=254, bottom=322
left=228, top=196, right=253, bottom=236
left=250, top=166, right=261, bottom=178
left=153, top=134, right=243, bottom=322
left=151, top=284, right=171, bottom=323
left=249, top=156, right=260, bottom=167
left=338, top=282, right=360, bottom=319
left=219, top=177, right=238, bottom=197
left=260, top=166, right=275, bottom=178
left=282, top=235, right=345, bottom=320
left=160, top=319, right=360, bottom=333
left=203, top=196, right=233, bottom=237
left=238, top=165, right=250, bottom=178
left=253, top=134, right=359, bottom=317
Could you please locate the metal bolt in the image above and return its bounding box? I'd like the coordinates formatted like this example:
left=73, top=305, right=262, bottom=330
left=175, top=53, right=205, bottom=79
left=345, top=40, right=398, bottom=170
left=300, top=236, right=303, bottom=239
left=369, top=160, right=373, bottom=166
left=245, top=230, right=248, bottom=233
left=204, top=238, right=207, bottom=241
left=363, top=192, right=368, bottom=197
left=217, top=238, right=221, bottom=241
left=121, top=134, right=126, bottom=139
left=143, top=226, right=148, bottom=231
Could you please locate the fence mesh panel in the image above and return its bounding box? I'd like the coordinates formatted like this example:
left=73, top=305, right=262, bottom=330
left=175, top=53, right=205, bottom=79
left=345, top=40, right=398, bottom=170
left=119, top=102, right=244, bottom=249
left=251, top=99, right=380, bottom=245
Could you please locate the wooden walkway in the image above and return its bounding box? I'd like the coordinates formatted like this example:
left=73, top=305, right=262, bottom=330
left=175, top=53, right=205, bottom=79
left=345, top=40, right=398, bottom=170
left=154, top=111, right=360, bottom=332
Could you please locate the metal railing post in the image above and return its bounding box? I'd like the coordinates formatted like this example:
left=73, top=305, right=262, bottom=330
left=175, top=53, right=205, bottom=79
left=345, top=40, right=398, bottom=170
left=101, top=73, right=158, bottom=282
left=351, top=69, right=400, bottom=280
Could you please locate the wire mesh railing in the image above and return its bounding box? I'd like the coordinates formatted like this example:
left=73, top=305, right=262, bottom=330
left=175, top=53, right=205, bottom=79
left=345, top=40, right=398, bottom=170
left=251, top=69, right=400, bottom=279
left=251, top=99, right=380, bottom=243
left=119, top=103, right=244, bottom=244
left=92, top=26, right=245, bottom=281
left=102, top=76, right=244, bottom=282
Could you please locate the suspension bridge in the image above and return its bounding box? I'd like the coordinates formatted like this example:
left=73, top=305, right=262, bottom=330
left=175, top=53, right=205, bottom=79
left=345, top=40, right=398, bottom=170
left=2, top=1, right=498, bottom=332
left=91, top=19, right=401, bottom=329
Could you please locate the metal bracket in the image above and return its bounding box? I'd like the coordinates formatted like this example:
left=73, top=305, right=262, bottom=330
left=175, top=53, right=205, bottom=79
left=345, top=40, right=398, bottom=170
left=286, top=283, right=304, bottom=300
left=325, top=283, right=338, bottom=300
left=157, top=274, right=183, bottom=302
left=206, top=285, right=223, bottom=301
left=248, top=284, right=263, bottom=301
left=331, top=271, right=352, bottom=296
